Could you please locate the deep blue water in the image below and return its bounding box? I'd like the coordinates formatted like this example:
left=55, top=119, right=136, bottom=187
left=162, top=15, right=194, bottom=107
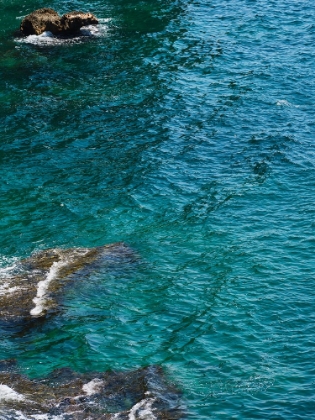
left=0, top=0, right=315, bottom=418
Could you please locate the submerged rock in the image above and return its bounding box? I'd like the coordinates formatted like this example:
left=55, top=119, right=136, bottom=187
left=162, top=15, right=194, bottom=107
left=20, top=8, right=98, bottom=36
left=0, top=242, right=136, bottom=323
left=0, top=361, right=182, bottom=419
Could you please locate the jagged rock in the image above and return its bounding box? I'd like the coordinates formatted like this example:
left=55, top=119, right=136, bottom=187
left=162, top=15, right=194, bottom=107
left=0, top=362, right=182, bottom=419
left=61, top=11, right=99, bottom=34
left=20, top=8, right=98, bottom=36
left=0, top=242, right=136, bottom=323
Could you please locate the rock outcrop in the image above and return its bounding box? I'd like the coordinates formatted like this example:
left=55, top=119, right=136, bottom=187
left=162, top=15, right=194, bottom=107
left=0, top=242, right=136, bottom=323
left=0, top=361, right=182, bottom=419
left=20, top=8, right=98, bottom=36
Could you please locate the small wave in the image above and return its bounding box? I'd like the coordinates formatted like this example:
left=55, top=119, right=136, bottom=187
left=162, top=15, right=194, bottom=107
left=276, top=99, right=291, bottom=107
left=276, top=99, right=300, bottom=108
left=0, top=256, right=20, bottom=276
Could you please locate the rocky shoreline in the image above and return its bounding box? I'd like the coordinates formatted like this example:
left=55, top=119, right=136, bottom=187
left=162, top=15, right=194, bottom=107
left=0, top=360, right=182, bottom=419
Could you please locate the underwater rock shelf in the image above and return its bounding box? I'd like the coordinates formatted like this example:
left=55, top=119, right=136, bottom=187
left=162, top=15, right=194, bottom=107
left=0, top=360, right=182, bottom=419
left=0, top=245, right=184, bottom=417
left=20, top=8, right=98, bottom=36
left=0, top=242, right=136, bottom=324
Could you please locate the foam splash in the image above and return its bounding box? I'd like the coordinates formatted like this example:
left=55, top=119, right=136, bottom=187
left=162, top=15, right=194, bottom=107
left=0, top=384, right=25, bottom=402
left=82, top=378, right=104, bottom=396
left=22, top=31, right=55, bottom=45
left=15, top=22, right=109, bottom=46
left=30, top=260, right=65, bottom=316
left=128, top=398, right=157, bottom=420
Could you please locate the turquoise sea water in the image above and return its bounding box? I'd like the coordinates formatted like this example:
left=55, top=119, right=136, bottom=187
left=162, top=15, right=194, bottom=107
left=1, top=0, right=315, bottom=418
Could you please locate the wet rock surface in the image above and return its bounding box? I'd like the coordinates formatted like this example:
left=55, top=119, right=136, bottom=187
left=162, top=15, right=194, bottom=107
left=0, top=361, right=182, bottom=419
left=20, top=8, right=98, bottom=36
left=0, top=242, right=136, bottom=323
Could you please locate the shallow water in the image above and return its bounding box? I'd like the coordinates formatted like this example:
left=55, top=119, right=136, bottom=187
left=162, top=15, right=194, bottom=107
left=0, top=0, right=315, bottom=418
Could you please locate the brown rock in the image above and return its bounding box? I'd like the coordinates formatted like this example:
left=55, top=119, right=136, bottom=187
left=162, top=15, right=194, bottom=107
left=20, top=8, right=98, bottom=36
left=0, top=242, right=137, bottom=323
left=20, top=8, right=62, bottom=35
left=61, top=11, right=99, bottom=34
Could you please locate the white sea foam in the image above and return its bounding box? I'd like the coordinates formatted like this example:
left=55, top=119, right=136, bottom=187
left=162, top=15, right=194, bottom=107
left=96, top=18, right=112, bottom=23
left=0, top=282, right=20, bottom=296
left=128, top=398, right=157, bottom=420
left=4, top=411, right=64, bottom=420
left=82, top=378, right=104, bottom=396
left=17, top=31, right=56, bottom=45
left=0, top=257, right=22, bottom=296
left=30, top=260, right=65, bottom=316
left=0, top=384, right=25, bottom=402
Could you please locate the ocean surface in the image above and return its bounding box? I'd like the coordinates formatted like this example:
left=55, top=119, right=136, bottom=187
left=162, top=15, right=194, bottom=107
left=0, top=0, right=315, bottom=418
